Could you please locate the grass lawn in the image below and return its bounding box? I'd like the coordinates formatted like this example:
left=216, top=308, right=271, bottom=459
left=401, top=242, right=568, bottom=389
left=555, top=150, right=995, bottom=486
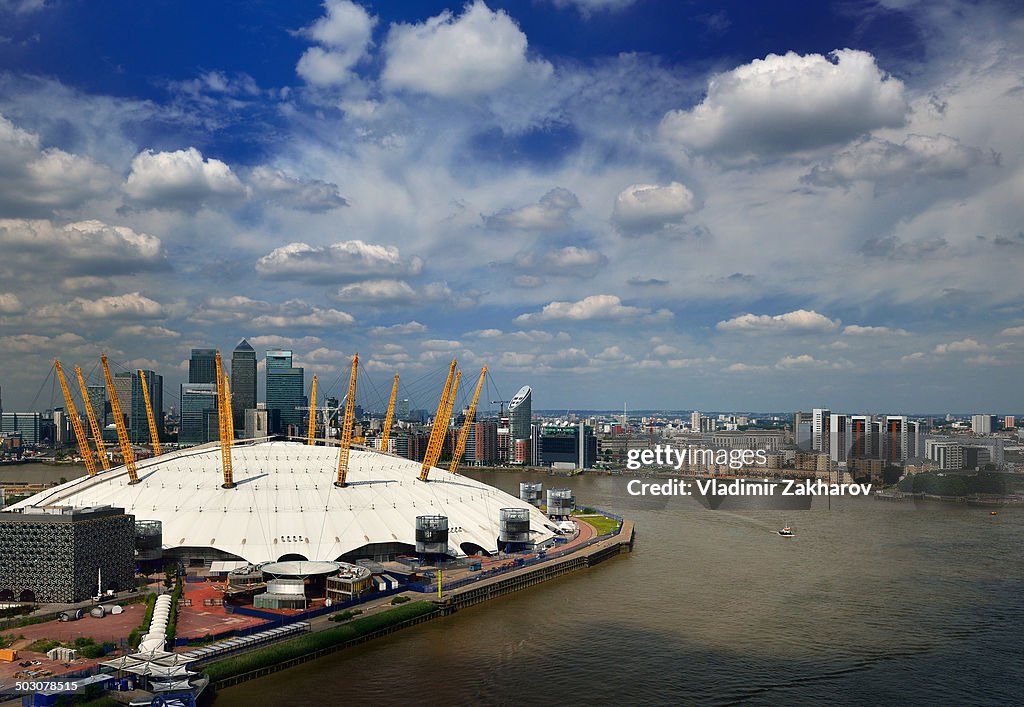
left=576, top=514, right=620, bottom=535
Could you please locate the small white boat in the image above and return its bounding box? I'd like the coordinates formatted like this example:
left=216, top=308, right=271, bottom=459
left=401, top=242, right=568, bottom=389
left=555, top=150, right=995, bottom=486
left=777, top=526, right=795, bottom=537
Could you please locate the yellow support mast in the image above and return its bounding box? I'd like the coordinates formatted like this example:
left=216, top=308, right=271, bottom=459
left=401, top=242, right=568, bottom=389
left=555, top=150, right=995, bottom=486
left=101, top=355, right=138, bottom=484
left=54, top=360, right=98, bottom=477
left=334, top=354, right=358, bottom=488
left=76, top=366, right=110, bottom=470
left=307, top=375, right=318, bottom=445
left=449, top=366, right=487, bottom=474
left=419, top=360, right=459, bottom=482
left=215, top=352, right=236, bottom=489
left=137, top=370, right=161, bottom=456
left=379, top=373, right=399, bottom=453
left=224, top=374, right=235, bottom=442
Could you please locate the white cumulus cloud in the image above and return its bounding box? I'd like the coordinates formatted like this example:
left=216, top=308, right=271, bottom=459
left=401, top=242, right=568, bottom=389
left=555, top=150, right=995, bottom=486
left=256, top=240, right=423, bottom=283
left=934, top=338, right=984, bottom=354
left=516, top=294, right=657, bottom=322
left=660, top=49, right=907, bottom=156
left=611, top=181, right=698, bottom=236
left=35, top=292, right=165, bottom=321
left=382, top=1, right=552, bottom=98
left=716, top=309, right=840, bottom=334
left=0, top=219, right=163, bottom=275
left=124, top=147, right=246, bottom=207
left=296, top=0, right=377, bottom=86
left=0, top=113, right=116, bottom=215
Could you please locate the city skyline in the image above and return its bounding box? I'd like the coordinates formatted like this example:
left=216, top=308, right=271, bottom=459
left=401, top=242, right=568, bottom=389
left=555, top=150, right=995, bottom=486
left=0, top=1, right=1022, bottom=412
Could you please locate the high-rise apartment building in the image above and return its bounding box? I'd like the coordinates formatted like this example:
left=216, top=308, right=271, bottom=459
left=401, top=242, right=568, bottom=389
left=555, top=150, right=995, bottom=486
left=883, top=415, right=908, bottom=463
left=508, top=386, right=532, bottom=463
left=812, top=408, right=831, bottom=454
left=473, top=420, right=499, bottom=464
left=971, top=414, right=996, bottom=436
left=849, top=415, right=874, bottom=459
left=828, top=414, right=849, bottom=463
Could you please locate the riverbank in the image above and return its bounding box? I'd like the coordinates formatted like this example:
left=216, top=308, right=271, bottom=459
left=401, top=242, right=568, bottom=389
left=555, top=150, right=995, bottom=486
left=203, top=516, right=634, bottom=693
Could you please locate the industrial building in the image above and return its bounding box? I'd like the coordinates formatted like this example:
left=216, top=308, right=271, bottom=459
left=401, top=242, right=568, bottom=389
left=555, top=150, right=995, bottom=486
left=10, top=440, right=557, bottom=565
left=0, top=505, right=135, bottom=603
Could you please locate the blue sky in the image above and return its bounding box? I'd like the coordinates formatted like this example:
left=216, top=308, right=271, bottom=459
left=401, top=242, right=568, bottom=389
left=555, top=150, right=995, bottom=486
left=0, top=0, right=1022, bottom=415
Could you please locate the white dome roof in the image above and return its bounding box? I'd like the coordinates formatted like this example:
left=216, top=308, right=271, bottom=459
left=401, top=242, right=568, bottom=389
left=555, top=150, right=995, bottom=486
left=13, top=441, right=556, bottom=563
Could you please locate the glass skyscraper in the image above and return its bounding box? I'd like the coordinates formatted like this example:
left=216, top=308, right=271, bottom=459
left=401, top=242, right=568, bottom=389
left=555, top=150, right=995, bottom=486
left=189, top=348, right=217, bottom=384
left=266, top=350, right=304, bottom=435
left=231, top=339, right=257, bottom=430
left=508, top=385, right=532, bottom=463
left=179, top=383, right=218, bottom=444
left=130, top=370, right=163, bottom=444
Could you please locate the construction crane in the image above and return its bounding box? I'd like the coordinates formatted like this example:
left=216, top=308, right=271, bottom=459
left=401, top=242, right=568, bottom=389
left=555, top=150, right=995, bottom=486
left=76, top=366, right=110, bottom=470
left=334, top=354, right=358, bottom=488
left=306, top=375, right=318, bottom=445
left=214, top=351, right=235, bottom=489
left=419, top=359, right=458, bottom=482
left=379, top=373, right=399, bottom=453
left=54, top=360, right=98, bottom=477
left=490, top=398, right=507, bottom=416
left=137, top=369, right=161, bottom=456
left=449, top=366, right=487, bottom=474
left=101, top=354, right=138, bottom=484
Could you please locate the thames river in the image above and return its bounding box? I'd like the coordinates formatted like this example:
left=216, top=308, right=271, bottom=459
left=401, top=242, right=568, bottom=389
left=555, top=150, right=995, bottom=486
left=217, top=471, right=1023, bottom=706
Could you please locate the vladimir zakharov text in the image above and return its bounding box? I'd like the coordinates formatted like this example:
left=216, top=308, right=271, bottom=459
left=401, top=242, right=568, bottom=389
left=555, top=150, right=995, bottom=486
left=626, top=444, right=769, bottom=471
left=626, top=478, right=873, bottom=497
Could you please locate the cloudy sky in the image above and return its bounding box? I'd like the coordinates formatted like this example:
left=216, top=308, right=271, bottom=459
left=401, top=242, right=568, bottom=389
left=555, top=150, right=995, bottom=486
left=0, top=0, right=1022, bottom=415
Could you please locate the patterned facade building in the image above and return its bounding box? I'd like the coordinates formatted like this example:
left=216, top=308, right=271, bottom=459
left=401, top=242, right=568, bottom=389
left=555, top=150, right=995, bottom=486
left=0, top=506, right=135, bottom=603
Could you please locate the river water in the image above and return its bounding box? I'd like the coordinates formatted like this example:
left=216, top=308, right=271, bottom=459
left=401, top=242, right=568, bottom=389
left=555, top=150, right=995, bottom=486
left=215, top=471, right=1023, bottom=706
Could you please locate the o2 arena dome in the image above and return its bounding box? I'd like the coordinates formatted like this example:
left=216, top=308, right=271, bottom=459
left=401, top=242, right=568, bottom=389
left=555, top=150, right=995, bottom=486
left=10, top=440, right=557, bottom=565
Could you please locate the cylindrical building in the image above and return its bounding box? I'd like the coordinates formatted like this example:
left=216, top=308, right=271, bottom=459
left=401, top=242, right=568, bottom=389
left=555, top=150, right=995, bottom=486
left=134, top=519, right=163, bottom=561
left=498, top=508, right=532, bottom=544
left=415, top=515, right=449, bottom=556
left=519, top=482, right=543, bottom=506
left=546, top=488, right=574, bottom=518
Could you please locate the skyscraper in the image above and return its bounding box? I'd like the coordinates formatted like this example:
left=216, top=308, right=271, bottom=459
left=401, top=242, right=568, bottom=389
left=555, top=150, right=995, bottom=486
left=130, top=370, right=163, bottom=444
left=508, top=385, right=532, bottom=464
left=189, top=348, right=217, bottom=384
left=179, top=383, right=218, bottom=444
left=883, top=415, right=908, bottom=463
left=231, top=339, right=257, bottom=430
left=971, top=414, right=996, bottom=435
left=812, top=408, right=831, bottom=454
left=266, top=350, right=304, bottom=435
left=86, top=385, right=107, bottom=432
left=112, top=372, right=133, bottom=431
left=828, top=414, right=849, bottom=463
left=849, top=415, right=874, bottom=459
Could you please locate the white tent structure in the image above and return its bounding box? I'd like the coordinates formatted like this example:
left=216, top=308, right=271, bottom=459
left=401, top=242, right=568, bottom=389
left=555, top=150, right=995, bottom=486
left=12, top=440, right=557, bottom=562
